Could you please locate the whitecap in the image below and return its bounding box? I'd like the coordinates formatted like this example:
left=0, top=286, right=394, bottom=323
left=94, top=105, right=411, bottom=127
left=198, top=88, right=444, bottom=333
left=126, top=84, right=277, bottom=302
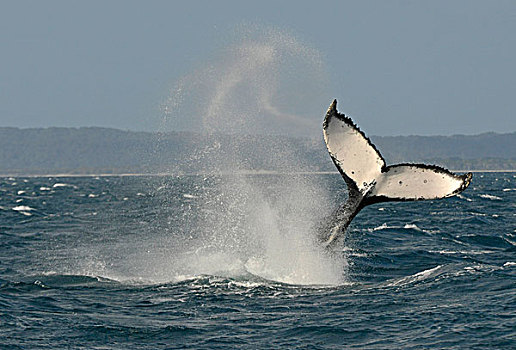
left=412, top=265, right=442, bottom=278
left=39, top=187, right=51, bottom=191
left=389, top=265, right=443, bottom=287
left=53, top=183, right=78, bottom=189
left=88, top=194, right=98, bottom=198
left=457, top=194, right=473, bottom=202
left=12, top=205, right=34, bottom=211
left=403, top=223, right=421, bottom=230
left=503, top=262, right=516, bottom=267
left=183, top=194, right=197, bottom=199
left=17, top=190, right=25, bottom=195
left=479, top=194, right=502, bottom=201
left=12, top=205, right=34, bottom=216
left=430, top=250, right=495, bottom=255
left=463, top=264, right=502, bottom=274
left=402, top=223, right=439, bottom=234
left=430, top=250, right=460, bottom=255
left=370, top=223, right=391, bottom=231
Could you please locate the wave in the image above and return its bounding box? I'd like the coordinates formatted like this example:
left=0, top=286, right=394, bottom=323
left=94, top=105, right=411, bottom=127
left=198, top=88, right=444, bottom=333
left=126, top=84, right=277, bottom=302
left=383, top=262, right=506, bottom=289
left=386, top=265, right=444, bottom=287
left=457, top=194, right=473, bottom=202
left=0, top=274, right=114, bottom=292
left=0, top=272, right=345, bottom=293
left=367, top=223, right=438, bottom=234
left=12, top=205, right=35, bottom=212
left=428, top=249, right=496, bottom=256
left=11, top=205, right=36, bottom=216
left=479, top=194, right=502, bottom=201
left=52, top=183, right=76, bottom=188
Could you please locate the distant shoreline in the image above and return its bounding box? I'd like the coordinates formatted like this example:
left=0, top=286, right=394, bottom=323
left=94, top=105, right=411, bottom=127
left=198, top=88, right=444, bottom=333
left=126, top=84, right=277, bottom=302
left=1, top=169, right=515, bottom=178
left=2, top=128, right=514, bottom=177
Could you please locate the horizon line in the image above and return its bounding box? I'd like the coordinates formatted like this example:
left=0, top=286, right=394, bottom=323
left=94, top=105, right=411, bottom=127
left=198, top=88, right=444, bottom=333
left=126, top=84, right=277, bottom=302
left=0, top=125, right=514, bottom=138
left=1, top=170, right=515, bottom=178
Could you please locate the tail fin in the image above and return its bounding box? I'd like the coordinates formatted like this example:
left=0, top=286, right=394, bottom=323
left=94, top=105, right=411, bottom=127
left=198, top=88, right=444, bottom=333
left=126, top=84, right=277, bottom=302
left=320, top=100, right=472, bottom=249
left=323, top=100, right=472, bottom=205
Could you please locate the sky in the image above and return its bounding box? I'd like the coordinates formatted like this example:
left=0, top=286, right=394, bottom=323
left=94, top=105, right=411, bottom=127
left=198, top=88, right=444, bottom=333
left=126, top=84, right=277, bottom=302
left=1, top=0, right=515, bottom=136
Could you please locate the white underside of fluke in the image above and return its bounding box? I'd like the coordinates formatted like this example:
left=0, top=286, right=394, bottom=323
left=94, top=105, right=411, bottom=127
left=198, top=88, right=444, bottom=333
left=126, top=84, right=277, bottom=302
left=323, top=100, right=471, bottom=201
left=371, top=165, right=466, bottom=200
left=323, top=107, right=383, bottom=193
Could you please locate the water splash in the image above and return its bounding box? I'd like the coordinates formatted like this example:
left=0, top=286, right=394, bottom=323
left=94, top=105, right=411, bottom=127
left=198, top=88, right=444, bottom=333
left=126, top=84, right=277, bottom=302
left=159, top=26, right=346, bottom=285
left=162, top=26, right=330, bottom=137
left=41, top=27, right=344, bottom=286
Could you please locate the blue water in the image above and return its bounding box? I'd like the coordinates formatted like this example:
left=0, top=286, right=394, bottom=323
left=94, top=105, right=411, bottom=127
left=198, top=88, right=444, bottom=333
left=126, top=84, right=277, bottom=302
left=1, top=173, right=515, bottom=349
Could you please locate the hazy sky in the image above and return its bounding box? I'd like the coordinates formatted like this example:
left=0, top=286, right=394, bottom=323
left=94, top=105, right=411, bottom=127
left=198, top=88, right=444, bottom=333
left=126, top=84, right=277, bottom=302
left=1, top=0, right=515, bottom=136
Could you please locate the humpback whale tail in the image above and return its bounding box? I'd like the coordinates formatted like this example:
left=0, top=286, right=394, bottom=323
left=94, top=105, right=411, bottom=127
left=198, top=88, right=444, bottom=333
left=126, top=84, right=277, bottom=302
left=321, top=100, right=472, bottom=248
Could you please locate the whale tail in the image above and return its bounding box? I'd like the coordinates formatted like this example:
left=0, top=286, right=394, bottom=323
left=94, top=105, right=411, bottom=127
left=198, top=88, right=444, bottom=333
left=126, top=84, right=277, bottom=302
left=321, top=100, right=472, bottom=247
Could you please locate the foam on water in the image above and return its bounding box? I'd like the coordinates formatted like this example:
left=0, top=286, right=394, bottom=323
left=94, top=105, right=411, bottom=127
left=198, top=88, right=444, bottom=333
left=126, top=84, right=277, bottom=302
left=457, top=194, right=473, bottom=201
left=12, top=205, right=34, bottom=212
left=370, top=223, right=390, bottom=231
left=388, top=265, right=444, bottom=287
left=479, top=194, right=502, bottom=200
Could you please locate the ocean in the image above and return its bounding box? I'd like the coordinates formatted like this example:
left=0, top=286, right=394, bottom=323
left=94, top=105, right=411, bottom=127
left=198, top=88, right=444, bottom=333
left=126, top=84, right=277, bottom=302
left=1, top=172, right=515, bottom=349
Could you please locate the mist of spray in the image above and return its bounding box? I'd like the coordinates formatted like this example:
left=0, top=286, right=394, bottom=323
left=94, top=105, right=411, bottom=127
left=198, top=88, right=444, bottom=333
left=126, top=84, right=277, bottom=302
left=160, top=26, right=347, bottom=285
left=32, top=27, right=347, bottom=286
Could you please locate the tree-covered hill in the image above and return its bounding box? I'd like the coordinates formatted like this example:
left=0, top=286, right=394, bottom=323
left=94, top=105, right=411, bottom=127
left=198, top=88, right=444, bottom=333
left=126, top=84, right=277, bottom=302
left=0, top=127, right=514, bottom=175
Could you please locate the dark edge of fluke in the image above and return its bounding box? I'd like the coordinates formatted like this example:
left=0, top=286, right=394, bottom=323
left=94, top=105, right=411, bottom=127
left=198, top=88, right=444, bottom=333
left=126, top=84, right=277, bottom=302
left=324, top=99, right=388, bottom=172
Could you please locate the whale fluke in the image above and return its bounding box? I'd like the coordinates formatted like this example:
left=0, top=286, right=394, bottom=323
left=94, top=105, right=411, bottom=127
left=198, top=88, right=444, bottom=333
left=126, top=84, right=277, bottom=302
left=320, top=99, right=472, bottom=248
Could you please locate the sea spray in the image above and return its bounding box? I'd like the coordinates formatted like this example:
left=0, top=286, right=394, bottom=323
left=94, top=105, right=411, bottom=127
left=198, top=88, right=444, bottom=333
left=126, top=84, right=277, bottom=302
left=162, top=26, right=330, bottom=137
left=160, top=26, right=346, bottom=285
left=46, top=27, right=345, bottom=285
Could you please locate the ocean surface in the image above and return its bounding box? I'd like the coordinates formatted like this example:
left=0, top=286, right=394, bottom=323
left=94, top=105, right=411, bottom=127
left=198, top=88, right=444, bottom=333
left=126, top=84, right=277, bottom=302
left=1, top=172, right=515, bottom=349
